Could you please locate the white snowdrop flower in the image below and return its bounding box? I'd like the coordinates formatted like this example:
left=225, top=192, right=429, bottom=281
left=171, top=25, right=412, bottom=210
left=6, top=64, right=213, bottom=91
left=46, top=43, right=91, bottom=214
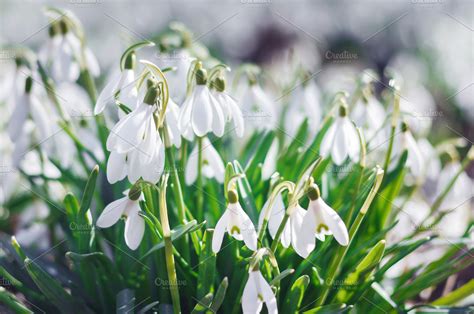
left=185, top=137, right=225, bottom=185
left=212, top=190, right=258, bottom=253
left=320, top=104, right=360, bottom=166
left=351, top=94, right=386, bottom=140
left=156, top=49, right=193, bottom=102
left=8, top=77, right=53, bottom=150
left=285, top=79, right=322, bottom=138
left=96, top=187, right=145, bottom=250
left=399, top=122, right=423, bottom=180
left=179, top=65, right=225, bottom=139
left=240, top=82, right=276, bottom=131
left=257, top=193, right=308, bottom=257
left=242, top=269, right=278, bottom=314
left=94, top=53, right=138, bottom=115
left=261, top=139, right=279, bottom=180
left=106, top=86, right=165, bottom=184
left=434, top=161, right=472, bottom=210
left=164, top=98, right=182, bottom=148
left=211, top=77, right=244, bottom=137
left=299, top=185, right=349, bottom=258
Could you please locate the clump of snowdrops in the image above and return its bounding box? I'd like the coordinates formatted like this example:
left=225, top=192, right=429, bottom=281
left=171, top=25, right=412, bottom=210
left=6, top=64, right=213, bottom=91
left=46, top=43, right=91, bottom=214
left=0, top=8, right=473, bottom=314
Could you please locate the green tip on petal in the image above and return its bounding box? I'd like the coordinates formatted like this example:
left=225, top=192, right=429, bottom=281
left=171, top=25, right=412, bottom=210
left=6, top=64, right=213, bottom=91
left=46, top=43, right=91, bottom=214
left=307, top=184, right=320, bottom=201
left=227, top=189, right=239, bottom=204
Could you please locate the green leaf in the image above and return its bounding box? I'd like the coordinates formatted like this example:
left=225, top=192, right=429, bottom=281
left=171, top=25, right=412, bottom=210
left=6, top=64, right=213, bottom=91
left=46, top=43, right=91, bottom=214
left=233, top=160, right=258, bottom=223
left=79, top=165, right=99, bottom=217
left=137, top=301, right=160, bottom=314
left=191, top=293, right=213, bottom=313
left=24, top=258, right=93, bottom=313
left=0, top=287, right=32, bottom=314
left=197, top=229, right=216, bottom=299
left=210, top=277, right=228, bottom=312
left=116, top=289, right=135, bottom=314
left=432, top=279, right=474, bottom=306
left=142, top=220, right=201, bottom=258
left=303, top=303, right=351, bottom=314
left=283, top=275, right=310, bottom=313
left=269, top=269, right=294, bottom=286
left=244, top=131, right=275, bottom=182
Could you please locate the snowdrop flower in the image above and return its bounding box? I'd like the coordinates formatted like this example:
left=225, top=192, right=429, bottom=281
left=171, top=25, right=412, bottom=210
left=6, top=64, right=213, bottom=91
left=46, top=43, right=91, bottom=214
left=8, top=77, right=53, bottom=149
left=285, top=79, right=322, bottom=138
left=261, top=139, right=279, bottom=180
left=320, top=104, right=360, bottom=165
left=242, top=269, right=278, bottom=314
left=164, top=98, right=182, bottom=148
left=257, top=193, right=308, bottom=258
left=239, top=81, right=276, bottom=131
left=106, top=85, right=165, bottom=184
left=94, top=52, right=138, bottom=115
left=398, top=122, right=423, bottom=180
left=156, top=49, right=193, bottom=102
left=351, top=94, right=386, bottom=141
left=179, top=65, right=225, bottom=139
left=211, top=77, right=244, bottom=137
left=434, top=160, right=472, bottom=210
left=212, top=190, right=258, bottom=253
left=185, top=137, right=225, bottom=185
left=299, top=184, right=349, bottom=257
left=96, top=187, right=145, bottom=250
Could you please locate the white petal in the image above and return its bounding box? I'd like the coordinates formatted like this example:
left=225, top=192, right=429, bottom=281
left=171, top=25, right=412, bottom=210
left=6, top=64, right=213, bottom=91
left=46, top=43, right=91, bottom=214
left=178, top=95, right=193, bottom=136
left=235, top=204, right=257, bottom=251
left=142, top=137, right=165, bottom=183
left=294, top=208, right=316, bottom=258
left=106, top=151, right=127, bottom=184
left=332, top=118, right=349, bottom=165
left=124, top=211, right=145, bottom=250
left=227, top=95, right=245, bottom=137
left=257, top=271, right=278, bottom=314
left=8, top=94, right=29, bottom=142
left=95, top=72, right=120, bottom=115
left=84, top=48, right=100, bottom=76
left=242, top=271, right=263, bottom=314
left=185, top=144, right=199, bottom=185
left=320, top=120, right=338, bottom=158
left=212, top=210, right=229, bottom=253
left=262, top=140, right=278, bottom=180
left=191, top=86, right=213, bottom=136
left=320, top=199, right=349, bottom=246
left=209, top=93, right=225, bottom=137
left=342, top=118, right=360, bottom=162
left=96, top=197, right=128, bottom=228
left=203, top=139, right=225, bottom=183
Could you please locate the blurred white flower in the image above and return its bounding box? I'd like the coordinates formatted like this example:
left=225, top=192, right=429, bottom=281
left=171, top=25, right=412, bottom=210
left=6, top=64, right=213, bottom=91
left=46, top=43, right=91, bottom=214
left=285, top=80, right=322, bottom=138
left=164, top=98, right=182, bottom=148
left=351, top=95, right=385, bottom=142
left=96, top=188, right=145, bottom=250
left=239, top=82, right=277, bottom=131
left=156, top=49, right=194, bottom=102
left=320, top=105, right=360, bottom=165
left=185, top=137, right=224, bottom=185
left=94, top=54, right=138, bottom=115
left=242, top=269, right=278, bottom=314
left=299, top=184, right=349, bottom=258
left=179, top=67, right=225, bottom=139
left=397, top=122, right=423, bottom=180
left=106, top=86, right=165, bottom=184
left=434, top=161, right=473, bottom=210
left=212, top=190, right=257, bottom=252
left=262, top=139, right=279, bottom=180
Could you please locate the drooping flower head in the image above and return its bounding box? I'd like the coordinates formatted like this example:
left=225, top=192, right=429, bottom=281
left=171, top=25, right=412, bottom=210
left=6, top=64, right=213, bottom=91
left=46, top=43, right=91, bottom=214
left=242, top=268, right=278, bottom=314
left=212, top=189, right=258, bottom=253
left=211, top=76, right=244, bottom=137
left=320, top=103, right=360, bottom=165
left=96, top=186, right=145, bottom=250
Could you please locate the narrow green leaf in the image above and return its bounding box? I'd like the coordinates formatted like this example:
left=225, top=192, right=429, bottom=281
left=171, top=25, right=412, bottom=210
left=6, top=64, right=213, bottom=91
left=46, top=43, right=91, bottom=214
left=197, top=229, right=216, bottom=299
left=283, top=275, right=310, bottom=313
left=233, top=160, right=258, bottom=223
left=191, top=293, right=213, bottom=313
left=269, top=269, right=294, bottom=286
left=79, top=165, right=99, bottom=217
left=432, top=279, right=474, bottom=306
left=303, top=303, right=351, bottom=314
left=210, top=277, right=228, bottom=312
left=0, top=287, right=32, bottom=314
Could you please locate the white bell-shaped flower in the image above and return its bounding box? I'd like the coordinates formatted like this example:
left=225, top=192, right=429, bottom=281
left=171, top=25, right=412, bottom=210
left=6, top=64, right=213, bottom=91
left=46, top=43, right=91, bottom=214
left=242, top=269, right=278, bottom=314
left=257, top=193, right=308, bottom=257
left=434, top=160, right=473, bottom=210
left=211, top=77, right=244, bottom=137
left=299, top=185, right=349, bottom=258
left=106, top=86, right=165, bottom=184
left=285, top=79, right=322, bottom=138
left=398, top=122, right=423, bottom=179
left=179, top=67, right=225, bottom=140
left=351, top=94, right=386, bottom=140
left=8, top=77, right=53, bottom=151
left=94, top=53, right=138, bottom=115
left=212, top=190, right=258, bottom=253
left=96, top=188, right=145, bottom=250
left=320, top=105, right=360, bottom=165
left=185, top=137, right=224, bottom=185
left=240, top=82, right=276, bottom=131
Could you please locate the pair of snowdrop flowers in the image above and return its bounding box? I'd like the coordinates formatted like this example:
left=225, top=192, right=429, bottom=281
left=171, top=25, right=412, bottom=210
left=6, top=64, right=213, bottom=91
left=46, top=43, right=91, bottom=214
left=39, top=19, right=99, bottom=82
left=178, top=64, right=244, bottom=140
left=258, top=184, right=349, bottom=258
left=105, top=83, right=165, bottom=184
